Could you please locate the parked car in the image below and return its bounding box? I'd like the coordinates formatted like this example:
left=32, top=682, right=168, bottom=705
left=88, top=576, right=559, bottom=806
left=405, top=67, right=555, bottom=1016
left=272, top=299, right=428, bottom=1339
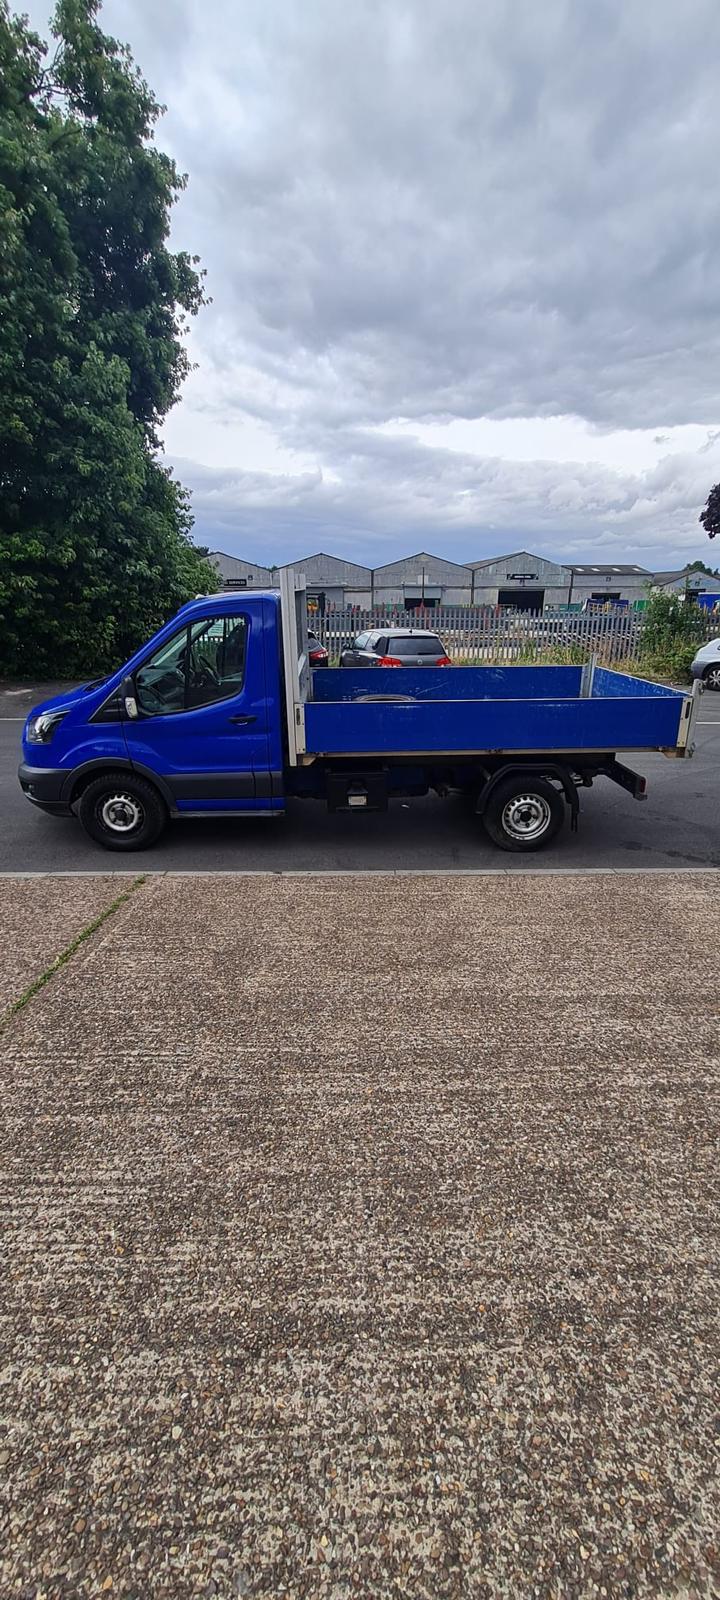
left=339, top=628, right=452, bottom=668
left=691, top=637, right=720, bottom=690
left=307, top=630, right=328, bottom=667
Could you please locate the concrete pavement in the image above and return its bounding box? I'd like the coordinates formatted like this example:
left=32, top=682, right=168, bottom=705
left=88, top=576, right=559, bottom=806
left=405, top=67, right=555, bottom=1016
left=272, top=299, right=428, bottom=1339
left=0, top=874, right=139, bottom=1014
left=1, top=870, right=719, bottom=1597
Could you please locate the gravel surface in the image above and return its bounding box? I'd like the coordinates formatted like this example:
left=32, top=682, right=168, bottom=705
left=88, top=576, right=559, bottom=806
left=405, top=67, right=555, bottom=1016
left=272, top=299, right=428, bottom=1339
left=1, top=871, right=719, bottom=1599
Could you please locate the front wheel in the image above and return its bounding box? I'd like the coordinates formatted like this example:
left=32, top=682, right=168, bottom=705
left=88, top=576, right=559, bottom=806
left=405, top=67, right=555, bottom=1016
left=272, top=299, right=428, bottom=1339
left=703, top=663, right=720, bottom=691
left=77, top=772, right=167, bottom=851
left=482, top=775, right=565, bottom=852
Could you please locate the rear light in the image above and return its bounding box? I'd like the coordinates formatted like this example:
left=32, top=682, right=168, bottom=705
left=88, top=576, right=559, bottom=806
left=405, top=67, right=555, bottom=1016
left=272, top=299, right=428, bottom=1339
left=437, top=655, right=452, bottom=666
left=376, top=655, right=403, bottom=666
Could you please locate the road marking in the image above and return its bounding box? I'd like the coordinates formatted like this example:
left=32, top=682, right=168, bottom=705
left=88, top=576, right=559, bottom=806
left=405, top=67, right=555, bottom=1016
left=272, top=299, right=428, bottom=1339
left=0, top=717, right=24, bottom=722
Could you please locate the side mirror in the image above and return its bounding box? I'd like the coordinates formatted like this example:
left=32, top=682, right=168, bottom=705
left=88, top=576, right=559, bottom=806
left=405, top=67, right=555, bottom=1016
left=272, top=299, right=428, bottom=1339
left=120, top=675, right=139, bottom=719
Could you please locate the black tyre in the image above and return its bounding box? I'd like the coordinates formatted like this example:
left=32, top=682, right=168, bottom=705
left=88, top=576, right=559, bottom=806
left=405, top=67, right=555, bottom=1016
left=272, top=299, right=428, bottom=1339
left=703, top=663, right=720, bottom=692
left=482, top=775, right=565, bottom=852
left=77, top=772, right=167, bottom=852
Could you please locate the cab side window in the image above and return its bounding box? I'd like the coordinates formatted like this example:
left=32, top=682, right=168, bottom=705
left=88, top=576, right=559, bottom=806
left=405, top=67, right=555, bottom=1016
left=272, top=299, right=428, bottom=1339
left=135, top=626, right=187, bottom=715
left=135, top=616, right=248, bottom=716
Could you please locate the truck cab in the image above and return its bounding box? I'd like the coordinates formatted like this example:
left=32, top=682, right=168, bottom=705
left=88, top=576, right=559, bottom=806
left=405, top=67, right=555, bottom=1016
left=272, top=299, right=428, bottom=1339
left=19, top=590, right=288, bottom=848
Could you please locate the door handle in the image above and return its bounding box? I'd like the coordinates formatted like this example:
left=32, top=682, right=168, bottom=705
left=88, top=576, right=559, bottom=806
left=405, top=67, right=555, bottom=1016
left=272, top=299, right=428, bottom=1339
left=228, top=714, right=257, bottom=725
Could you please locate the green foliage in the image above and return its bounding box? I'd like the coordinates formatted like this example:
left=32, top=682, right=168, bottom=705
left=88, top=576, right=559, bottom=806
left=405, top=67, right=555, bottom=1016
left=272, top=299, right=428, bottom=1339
left=700, top=483, right=720, bottom=542
left=639, top=588, right=705, bottom=656
left=630, top=589, right=705, bottom=685
left=515, top=641, right=588, bottom=666
left=0, top=0, right=213, bottom=677
left=687, top=558, right=720, bottom=577
left=641, top=642, right=699, bottom=685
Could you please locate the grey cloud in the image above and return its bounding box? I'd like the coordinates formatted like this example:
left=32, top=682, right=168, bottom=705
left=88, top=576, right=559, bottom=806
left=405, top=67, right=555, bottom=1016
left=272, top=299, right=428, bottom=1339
left=177, top=427, right=720, bottom=567
left=96, top=0, right=720, bottom=426
left=25, top=0, right=720, bottom=559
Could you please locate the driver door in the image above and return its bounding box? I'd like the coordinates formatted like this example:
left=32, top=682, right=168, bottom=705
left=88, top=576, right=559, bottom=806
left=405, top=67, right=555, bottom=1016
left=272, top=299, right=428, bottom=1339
left=121, top=611, right=275, bottom=810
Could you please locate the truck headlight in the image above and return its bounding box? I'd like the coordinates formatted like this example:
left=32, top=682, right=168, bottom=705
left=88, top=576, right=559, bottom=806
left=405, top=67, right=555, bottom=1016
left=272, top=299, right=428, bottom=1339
left=26, top=710, right=67, bottom=744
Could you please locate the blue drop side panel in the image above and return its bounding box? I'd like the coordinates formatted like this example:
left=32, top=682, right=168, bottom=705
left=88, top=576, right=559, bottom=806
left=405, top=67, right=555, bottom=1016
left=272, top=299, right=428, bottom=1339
left=592, top=667, right=686, bottom=701
left=313, top=665, right=583, bottom=702
left=304, top=695, right=684, bottom=756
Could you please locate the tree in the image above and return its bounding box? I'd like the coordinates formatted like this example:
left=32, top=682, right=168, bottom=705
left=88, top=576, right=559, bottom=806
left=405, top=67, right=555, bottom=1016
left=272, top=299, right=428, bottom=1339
left=687, top=558, right=720, bottom=577
left=700, top=483, right=720, bottom=542
left=0, top=0, right=213, bottom=677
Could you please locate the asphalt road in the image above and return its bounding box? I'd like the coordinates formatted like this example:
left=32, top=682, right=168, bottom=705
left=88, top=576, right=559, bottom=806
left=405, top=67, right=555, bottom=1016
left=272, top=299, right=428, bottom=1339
left=2, top=686, right=720, bottom=872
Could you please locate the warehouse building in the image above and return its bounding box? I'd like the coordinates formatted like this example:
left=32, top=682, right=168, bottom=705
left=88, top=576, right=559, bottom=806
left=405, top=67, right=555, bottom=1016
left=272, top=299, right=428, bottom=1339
left=469, top=554, right=652, bottom=609
left=653, top=567, right=720, bottom=600
left=210, top=551, right=372, bottom=609
left=469, top=551, right=571, bottom=610
left=281, top=553, right=373, bottom=612
left=208, top=546, right=666, bottom=610
left=209, top=552, right=274, bottom=589
left=372, top=552, right=474, bottom=609
left=567, top=563, right=651, bottom=606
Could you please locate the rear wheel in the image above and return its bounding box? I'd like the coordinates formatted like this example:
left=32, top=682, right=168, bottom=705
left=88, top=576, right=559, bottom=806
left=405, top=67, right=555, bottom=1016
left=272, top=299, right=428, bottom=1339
left=482, top=775, right=565, bottom=852
left=77, top=772, right=167, bottom=851
left=703, top=663, right=720, bottom=691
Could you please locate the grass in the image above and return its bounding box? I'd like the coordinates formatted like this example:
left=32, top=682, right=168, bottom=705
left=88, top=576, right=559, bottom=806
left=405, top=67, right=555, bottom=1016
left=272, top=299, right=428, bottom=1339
left=453, top=644, right=697, bottom=686
left=1, top=875, right=147, bottom=1027
left=327, top=646, right=695, bottom=684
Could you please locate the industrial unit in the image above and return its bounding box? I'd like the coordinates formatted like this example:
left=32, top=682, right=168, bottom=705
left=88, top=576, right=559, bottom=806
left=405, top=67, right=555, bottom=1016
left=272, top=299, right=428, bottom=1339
left=208, top=548, right=713, bottom=611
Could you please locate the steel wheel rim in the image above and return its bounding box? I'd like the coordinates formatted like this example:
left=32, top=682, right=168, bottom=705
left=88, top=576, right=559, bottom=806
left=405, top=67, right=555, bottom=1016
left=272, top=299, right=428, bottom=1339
left=98, top=793, right=144, bottom=834
left=501, top=793, right=552, bottom=841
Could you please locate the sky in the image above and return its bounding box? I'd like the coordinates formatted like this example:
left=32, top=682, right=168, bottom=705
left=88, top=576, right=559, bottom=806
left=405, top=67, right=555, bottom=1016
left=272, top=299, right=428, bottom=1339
left=26, top=0, right=720, bottom=570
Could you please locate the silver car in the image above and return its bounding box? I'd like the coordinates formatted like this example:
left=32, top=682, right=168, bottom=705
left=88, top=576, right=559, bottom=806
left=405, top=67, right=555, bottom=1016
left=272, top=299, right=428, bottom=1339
left=339, top=628, right=452, bottom=668
left=691, top=636, right=720, bottom=690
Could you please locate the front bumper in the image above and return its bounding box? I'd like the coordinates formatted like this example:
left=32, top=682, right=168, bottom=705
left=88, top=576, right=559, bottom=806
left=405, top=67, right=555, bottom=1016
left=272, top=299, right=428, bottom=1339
left=18, top=763, right=72, bottom=816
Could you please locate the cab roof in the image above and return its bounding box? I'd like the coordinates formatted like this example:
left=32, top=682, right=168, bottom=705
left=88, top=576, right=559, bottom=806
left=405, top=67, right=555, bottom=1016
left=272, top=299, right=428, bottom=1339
left=175, top=589, right=280, bottom=619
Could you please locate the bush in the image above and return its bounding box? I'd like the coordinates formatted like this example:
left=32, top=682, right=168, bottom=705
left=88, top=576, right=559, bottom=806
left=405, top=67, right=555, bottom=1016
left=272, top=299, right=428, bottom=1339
left=636, top=643, right=698, bottom=685
left=640, top=591, right=705, bottom=656
left=629, top=590, right=705, bottom=685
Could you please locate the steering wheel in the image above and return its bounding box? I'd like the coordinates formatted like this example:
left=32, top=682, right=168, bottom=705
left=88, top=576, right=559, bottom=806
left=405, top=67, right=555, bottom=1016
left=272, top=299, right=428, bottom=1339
left=189, top=654, right=221, bottom=689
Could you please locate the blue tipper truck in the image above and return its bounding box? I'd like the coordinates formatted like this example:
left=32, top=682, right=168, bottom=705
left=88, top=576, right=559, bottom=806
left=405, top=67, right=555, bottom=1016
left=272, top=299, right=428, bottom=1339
left=19, top=570, right=701, bottom=854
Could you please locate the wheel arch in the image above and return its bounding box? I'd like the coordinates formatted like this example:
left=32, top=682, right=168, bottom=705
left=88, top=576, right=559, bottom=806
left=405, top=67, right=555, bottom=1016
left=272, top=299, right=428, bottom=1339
left=64, top=759, right=174, bottom=813
left=475, top=761, right=579, bottom=829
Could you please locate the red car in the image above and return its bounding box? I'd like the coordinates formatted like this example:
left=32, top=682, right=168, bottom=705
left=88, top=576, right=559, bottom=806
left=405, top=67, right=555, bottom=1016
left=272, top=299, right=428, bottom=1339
left=308, top=630, right=329, bottom=667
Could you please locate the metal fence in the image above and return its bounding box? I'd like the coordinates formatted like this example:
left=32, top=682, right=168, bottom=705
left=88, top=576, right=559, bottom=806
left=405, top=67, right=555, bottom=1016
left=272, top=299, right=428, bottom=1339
left=310, top=605, right=720, bottom=665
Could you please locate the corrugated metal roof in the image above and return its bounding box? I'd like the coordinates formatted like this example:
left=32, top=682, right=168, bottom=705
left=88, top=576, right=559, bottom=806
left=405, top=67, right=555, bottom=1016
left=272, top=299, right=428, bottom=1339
left=468, top=550, right=552, bottom=570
